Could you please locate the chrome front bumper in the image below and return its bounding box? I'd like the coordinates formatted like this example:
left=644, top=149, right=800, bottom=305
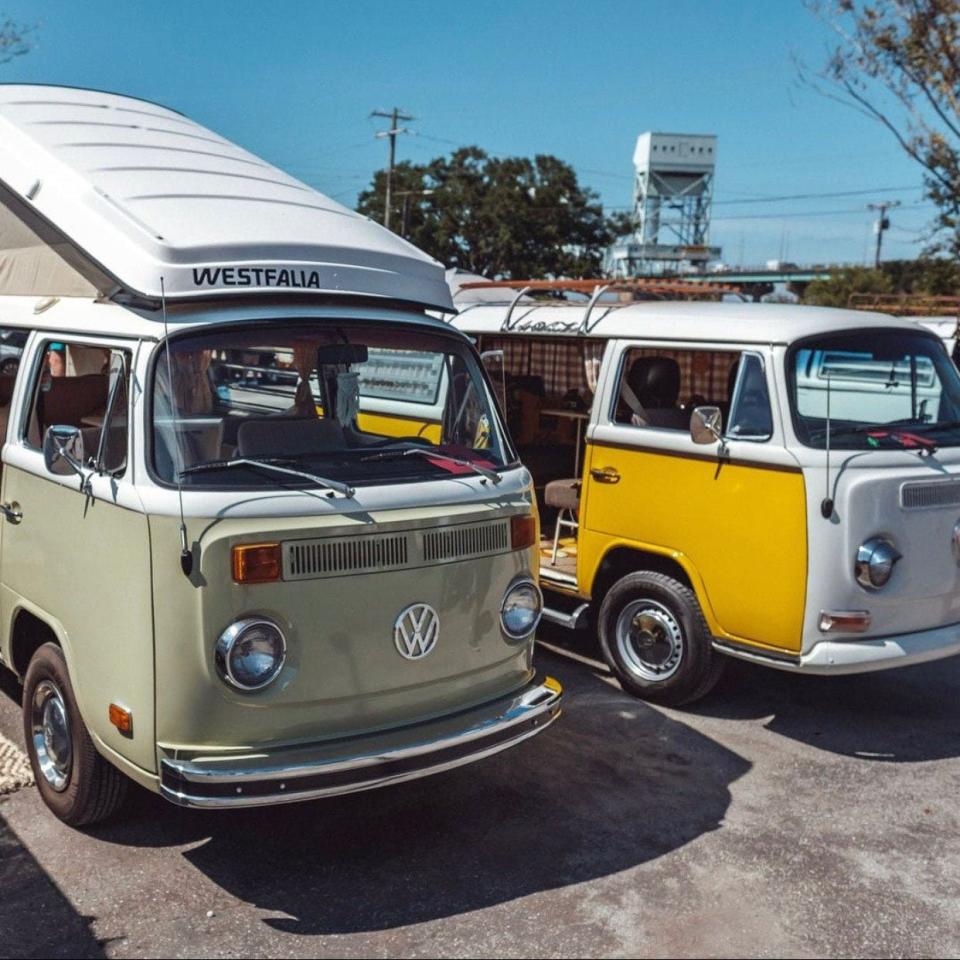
left=159, top=675, right=562, bottom=809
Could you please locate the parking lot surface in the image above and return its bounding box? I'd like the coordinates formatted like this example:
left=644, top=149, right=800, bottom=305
left=2, top=626, right=960, bottom=959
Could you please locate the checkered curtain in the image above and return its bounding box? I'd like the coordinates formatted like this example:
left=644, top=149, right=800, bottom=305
left=481, top=337, right=606, bottom=396
left=627, top=348, right=739, bottom=400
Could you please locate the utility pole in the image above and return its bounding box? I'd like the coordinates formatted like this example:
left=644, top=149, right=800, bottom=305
left=371, top=107, right=414, bottom=231
left=396, top=188, right=435, bottom=239
left=868, top=200, right=901, bottom=268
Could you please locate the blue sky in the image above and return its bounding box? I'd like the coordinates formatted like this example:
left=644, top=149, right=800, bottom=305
left=0, top=0, right=936, bottom=266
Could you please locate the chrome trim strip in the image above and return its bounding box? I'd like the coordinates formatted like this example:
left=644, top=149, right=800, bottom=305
left=541, top=602, right=590, bottom=631
left=159, top=676, right=561, bottom=809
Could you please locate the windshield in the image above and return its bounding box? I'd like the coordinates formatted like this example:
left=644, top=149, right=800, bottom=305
left=788, top=329, right=960, bottom=450
left=151, top=320, right=513, bottom=488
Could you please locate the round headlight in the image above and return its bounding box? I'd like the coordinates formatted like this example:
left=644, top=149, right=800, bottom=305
left=855, top=536, right=901, bottom=590
left=501, top=578, right=543, bottom=640
left=215, top=618, right=286, bottom=690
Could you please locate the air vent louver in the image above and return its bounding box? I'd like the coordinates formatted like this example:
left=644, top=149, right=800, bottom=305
left=423, top=521, right=509, bottom=563
left=901, top=480, right=960, bottom=510
left=284, top=534, right=409, bottom=580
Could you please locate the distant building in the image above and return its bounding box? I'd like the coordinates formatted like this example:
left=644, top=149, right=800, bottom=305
left=606, top=132, right=721, bottom=277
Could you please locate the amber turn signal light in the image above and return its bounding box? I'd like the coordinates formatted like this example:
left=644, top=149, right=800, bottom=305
left=108, top=703, right=132, bottom=736
left=511, top=514, right=537, bottom=551
left=232, top=542, right=282, bottom=584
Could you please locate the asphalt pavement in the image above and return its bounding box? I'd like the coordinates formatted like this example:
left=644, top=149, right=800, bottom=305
left=2, top=626, right=959, bottom=958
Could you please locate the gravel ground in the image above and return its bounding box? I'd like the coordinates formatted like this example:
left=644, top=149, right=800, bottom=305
left=1, top=626, right=959, bottom=959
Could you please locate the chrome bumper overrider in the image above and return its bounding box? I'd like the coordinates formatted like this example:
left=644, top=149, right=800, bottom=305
left=159, top=675, right=562, bottom=809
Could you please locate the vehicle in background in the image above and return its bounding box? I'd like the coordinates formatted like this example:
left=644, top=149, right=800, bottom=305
left=0, top=86, right=560, bottom=826
left=450, top=279, right=960, bottom=705
left=0, top=328, right=26, bottom=374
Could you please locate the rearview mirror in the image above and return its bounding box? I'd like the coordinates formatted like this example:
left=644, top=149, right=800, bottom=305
left=690, top=406, right=723, bottom=445
left=43, top=424, right=86, bottom=477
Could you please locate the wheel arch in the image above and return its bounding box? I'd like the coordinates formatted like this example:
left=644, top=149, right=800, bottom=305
left=9, top=601, right=74, bottom=681
left=586, top=543, right=720, bottom=634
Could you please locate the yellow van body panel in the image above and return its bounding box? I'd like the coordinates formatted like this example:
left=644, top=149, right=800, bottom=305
left=357, top=411, right=441, bottom=443
left=579, top=440, right=807, bottom=653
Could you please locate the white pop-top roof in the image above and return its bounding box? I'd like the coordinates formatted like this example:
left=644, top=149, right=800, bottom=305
left=449, top=298, right=924, bottom=345
left=0, top=85, right=453, bottom=312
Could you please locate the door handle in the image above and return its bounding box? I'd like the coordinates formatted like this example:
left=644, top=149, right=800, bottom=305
left=0, top=502, right=22, bottom=524
left=590, top=466, right=621, bottom=484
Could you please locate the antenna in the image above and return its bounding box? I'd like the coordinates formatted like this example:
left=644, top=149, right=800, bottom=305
left=160, top=277, right=193, bottom=576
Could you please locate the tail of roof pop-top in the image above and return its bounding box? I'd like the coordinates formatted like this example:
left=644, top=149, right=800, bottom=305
left=0, top=84, right=454, bottom=312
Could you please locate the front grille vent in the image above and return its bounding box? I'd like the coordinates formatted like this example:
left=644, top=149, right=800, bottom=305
left=422, top=521, right=509, bottom=563
left=285, top=534, right=409, bottom=580
left=901, top=480, right=960, bottom=510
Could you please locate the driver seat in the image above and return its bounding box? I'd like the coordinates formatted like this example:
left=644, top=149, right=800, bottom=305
left=622, top=357, right=689, bottom=430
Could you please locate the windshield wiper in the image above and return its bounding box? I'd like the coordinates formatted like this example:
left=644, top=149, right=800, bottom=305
left=180, top=458, right=355, bottom=497
left=810, top=422, right=938, bottom=452
left=361, top=446, right=502, bottom=485
left=903, top=419, right=960, bottom=434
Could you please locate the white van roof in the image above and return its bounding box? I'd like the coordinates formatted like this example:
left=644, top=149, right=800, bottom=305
left=450, top=298, right=923, bottom=345
left=0, top=84, right=453, bottom=313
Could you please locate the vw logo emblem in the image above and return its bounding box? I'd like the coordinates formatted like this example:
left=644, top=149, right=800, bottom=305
left=394, top=603, right=440, bottom=660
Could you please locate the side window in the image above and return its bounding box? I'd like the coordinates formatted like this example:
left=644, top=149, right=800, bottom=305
left=614, top=348, right=740, bottom=431
left=726, top=353, right=773, bottom=441
left=24, top=340, right=131, bottom=476
left=0, top=327, right=30, bottom=447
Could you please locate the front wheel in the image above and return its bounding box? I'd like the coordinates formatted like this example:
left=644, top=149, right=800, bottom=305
left=598, top=571, right=724, bottom=706
left=22, top=642, right=128, bottom=826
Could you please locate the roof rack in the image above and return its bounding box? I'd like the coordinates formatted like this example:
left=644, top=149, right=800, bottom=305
left=847, top=293, right=960, bottom=317
left=457, top=278, right=741, bottom=333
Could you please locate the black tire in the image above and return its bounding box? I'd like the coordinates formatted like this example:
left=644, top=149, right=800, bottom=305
left=598, top=571, right=724, bottom=706
left=22, top=642, right=128, bottom=826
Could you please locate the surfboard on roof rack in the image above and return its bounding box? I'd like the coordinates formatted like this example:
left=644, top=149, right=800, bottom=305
left=0, top=83, right=453, bottom=312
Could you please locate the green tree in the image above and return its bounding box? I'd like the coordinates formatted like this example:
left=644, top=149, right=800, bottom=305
left=802, top=258, right=960, bottom=304
left=809, top=1, right=960, bottom=256
left=803, top=265, right=894, bottom=306
left=357, top=147, right=618, bottom=279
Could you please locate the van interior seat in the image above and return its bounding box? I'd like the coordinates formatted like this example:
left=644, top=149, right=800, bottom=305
left=39, top=374, right=109, bottom=432
left=622, top=357, right=689, bottom=430
left=236, top=415, right=344, bottom=459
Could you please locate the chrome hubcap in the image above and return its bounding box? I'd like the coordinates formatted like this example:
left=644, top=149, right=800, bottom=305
left=31, top=680, right=71, bottom=791
left=615, top=599, right=684, bottom=683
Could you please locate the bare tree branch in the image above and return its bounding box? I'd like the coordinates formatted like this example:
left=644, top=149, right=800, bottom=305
left=805, top=1, right=960, bottom=256
left=0, top=18, right=34, bottom=66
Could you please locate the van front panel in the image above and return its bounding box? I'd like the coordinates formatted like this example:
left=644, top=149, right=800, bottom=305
left=150, top=503, right=538, bottom=753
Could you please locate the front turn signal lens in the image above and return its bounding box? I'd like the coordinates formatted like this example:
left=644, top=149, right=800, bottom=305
left=108, top=703, right=133, bottom=735
left=819, top=610, right=872, bottom=634
left=232, top=542, right=282, bottom=584
left=511, top=514, right=537, bottom=551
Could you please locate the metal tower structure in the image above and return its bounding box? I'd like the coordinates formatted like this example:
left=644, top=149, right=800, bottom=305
left=606, top=132, right=721, bottom=277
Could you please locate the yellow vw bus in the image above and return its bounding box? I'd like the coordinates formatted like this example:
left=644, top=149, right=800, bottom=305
left=452, top=280, right=960, bottom=705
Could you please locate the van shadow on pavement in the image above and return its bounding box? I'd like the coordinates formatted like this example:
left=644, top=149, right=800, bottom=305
left=84, top=650, right=750, bottom=937
left=0, top=802, right=106, bottom=959
left=544, top=622, right=960, bottom=763
left=694, top=653, right=960, bottom=762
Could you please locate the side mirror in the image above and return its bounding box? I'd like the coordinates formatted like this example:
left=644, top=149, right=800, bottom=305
left=43, top=424, right=86, bottom=477
left=690, top=406, right=723, bottom=445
